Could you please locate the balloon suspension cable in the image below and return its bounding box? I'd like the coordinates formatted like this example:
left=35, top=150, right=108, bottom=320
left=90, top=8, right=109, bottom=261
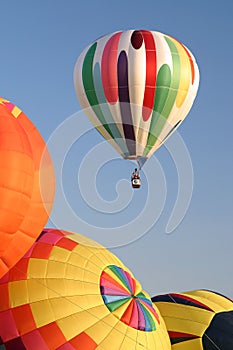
left=137, top=159, right=141, bottom=171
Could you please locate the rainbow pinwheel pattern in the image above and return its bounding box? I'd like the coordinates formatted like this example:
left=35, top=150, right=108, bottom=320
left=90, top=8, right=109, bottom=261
left=100, top=265, right=160, bottom=331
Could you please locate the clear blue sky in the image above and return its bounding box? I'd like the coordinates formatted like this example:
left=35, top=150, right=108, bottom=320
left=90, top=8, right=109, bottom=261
left=0, top=1, right=232, bottom=298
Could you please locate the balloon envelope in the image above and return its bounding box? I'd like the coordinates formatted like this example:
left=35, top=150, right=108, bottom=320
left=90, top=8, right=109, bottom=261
left=74, top=29, right=199, bottom=167
left=0, top=98, right=55, bottom=278
left=0, top=228, right=171, bottom=350
left=152, top=289, right=233, bottom=350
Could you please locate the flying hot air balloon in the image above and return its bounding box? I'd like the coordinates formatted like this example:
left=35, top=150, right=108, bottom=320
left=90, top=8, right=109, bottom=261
left=0, top=98, right=55, bottom=278
left=0, top=228, right=171, bottom=350
left=74, top=29, right=199, bottom=188
left=152, top=289, right=233, bottom=350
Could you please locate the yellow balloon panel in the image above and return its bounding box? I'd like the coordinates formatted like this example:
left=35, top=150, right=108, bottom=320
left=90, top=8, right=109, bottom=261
left=153, top=290, right=233, bottom=349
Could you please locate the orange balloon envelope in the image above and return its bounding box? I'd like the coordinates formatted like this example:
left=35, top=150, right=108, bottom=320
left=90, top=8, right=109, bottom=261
left=0, top=97, right=55, bottom=278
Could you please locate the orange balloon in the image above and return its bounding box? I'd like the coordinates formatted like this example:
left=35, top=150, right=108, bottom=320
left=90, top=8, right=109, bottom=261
left=0, top=97, right=55, bottom=277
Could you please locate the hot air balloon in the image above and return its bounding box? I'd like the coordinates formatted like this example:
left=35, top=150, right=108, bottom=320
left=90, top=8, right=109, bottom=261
left=0, top=98, right=55, bottom=278
left=152, top=289, right=233, bottom=350
left=0, top=228, right=171, bottom=350
left=74, top=29, right=199, bottom=187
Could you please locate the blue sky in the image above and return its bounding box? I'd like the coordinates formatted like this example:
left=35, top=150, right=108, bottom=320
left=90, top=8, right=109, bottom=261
left=0, top=1, right=232, bottom=298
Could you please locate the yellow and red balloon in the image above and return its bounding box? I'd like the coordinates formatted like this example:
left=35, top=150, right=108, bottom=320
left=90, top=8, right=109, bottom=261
left=0, top=228, right=171, bottom=350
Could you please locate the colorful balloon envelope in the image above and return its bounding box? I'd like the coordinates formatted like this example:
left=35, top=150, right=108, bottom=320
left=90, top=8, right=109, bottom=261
left=0, top=228, right=171, bottom=350
left=0, top=98, right=55, bottom=278
left=152, top=289, right=233, bottom=350
left=74, top=29, right=199, bottom=167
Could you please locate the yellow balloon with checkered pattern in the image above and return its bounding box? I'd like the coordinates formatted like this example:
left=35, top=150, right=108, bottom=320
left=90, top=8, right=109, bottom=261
left=0, top=228, right=171, bottom=350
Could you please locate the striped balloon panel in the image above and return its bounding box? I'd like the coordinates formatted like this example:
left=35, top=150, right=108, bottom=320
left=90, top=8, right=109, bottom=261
left=74, top=29, right=199, bottom=161
left=100, top=265, right=160, bottom=331
left=0, top=229, right=171, bottom=350
left=152, top=290, right=233, bottom=350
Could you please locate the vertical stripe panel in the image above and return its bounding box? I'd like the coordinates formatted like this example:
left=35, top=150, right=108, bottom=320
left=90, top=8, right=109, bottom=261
left=118, top=51, right=136, bottom=156
left=145, top=36, right=181, bottom=155
left=93, top=63, right=129, bottom=156
left=82, top=43, right=115, bottom=138
left=168, top=37, right=191, bottom=108
left=101, top=32, right=122, bottom=104
left=141, top=30, right=157, bottom=122
left=82, top=43, right=125, bottom=156
left=127, top=30, right=147, bottom=156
